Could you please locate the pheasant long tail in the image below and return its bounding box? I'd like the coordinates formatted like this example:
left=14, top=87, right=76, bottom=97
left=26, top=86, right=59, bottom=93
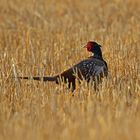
left=18, top=76, right=57, bottom=82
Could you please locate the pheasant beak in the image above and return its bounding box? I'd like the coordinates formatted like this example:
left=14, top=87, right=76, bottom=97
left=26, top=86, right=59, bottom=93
left=83, top=45, right=87, bottom=48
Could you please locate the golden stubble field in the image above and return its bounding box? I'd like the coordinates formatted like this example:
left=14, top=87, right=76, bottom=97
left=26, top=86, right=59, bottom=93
left=0, top=0, right=140, bottom=139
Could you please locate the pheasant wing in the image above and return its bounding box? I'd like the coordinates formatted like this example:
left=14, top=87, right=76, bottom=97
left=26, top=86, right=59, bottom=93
left=73, top=58, right=108, bottom=81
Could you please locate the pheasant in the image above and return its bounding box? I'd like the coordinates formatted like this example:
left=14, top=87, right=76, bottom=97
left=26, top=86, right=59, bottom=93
left=18, top=41, right=108, bottom=91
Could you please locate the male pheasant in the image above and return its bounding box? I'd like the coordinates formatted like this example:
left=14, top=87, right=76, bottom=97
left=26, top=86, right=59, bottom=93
left=19, top=41, right=108, bottom=91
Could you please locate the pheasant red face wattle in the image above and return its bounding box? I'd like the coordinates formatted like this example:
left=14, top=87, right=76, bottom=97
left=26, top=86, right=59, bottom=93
left=86, top=42, right=93, bottom=51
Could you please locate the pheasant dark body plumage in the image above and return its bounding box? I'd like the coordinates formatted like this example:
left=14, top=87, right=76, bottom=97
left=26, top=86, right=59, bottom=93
left=19, top=41, right=108, bottom=91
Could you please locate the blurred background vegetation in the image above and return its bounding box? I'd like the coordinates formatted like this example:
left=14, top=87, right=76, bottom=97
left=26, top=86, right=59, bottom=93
left=0, top=0, right=139, bottom=140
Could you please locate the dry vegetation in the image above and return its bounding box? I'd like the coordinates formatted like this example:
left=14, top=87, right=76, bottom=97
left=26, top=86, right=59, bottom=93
left=0, top=0, right=140, bottom=139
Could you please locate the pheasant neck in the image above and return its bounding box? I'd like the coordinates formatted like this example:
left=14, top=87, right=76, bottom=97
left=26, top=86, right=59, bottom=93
left=92, top=50, right=103, bottom=59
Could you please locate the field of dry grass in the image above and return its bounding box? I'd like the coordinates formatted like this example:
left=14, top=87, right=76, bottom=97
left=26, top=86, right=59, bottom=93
left=0, top=0, right=140, bottom=139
